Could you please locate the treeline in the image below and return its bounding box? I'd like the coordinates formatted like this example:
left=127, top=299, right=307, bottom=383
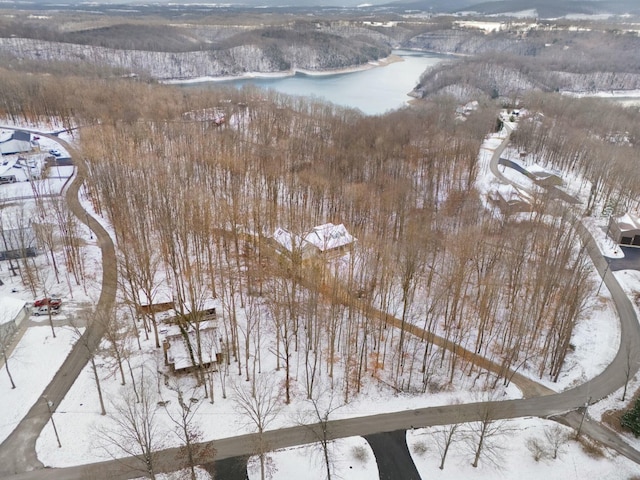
left=513, top=92, right=640, bottom=215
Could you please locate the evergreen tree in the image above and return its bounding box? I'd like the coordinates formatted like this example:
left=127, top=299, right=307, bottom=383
left=621, top=399, right=640, bottom=437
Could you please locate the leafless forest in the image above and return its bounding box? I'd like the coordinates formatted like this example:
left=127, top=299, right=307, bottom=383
left=1, top=43, right=638, bottom=406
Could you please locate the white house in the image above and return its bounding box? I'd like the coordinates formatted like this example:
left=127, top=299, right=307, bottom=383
left=0, top=296, right=29, bottom=343
left=0, top=130, right=32, bottom=155
left=272, top=223, right=356, bottom=260
left=609, top=213, right=640, bottom=246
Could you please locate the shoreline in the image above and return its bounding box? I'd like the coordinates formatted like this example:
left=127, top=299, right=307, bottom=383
left=560, top=89, right=640, bottom=99
left=162, top=53, right=404, bottom=85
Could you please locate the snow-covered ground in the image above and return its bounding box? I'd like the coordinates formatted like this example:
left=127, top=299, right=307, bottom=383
left=0, top=326, right=82, bottom=443
left=247, top=437, right=378, bottom=480
left=407, top=417, right=639, bottom=479
left=3, top=104, right=640, bottom=480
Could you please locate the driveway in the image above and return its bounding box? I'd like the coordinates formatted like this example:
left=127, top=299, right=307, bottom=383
left=609, top=246, right=640, bottom=272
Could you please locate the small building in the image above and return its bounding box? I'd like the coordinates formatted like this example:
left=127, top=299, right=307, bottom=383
left=609, top=213, right=640, bottom=246
left=488, top=185, right=531, bottom=214
left=0, top=296, right=29, bottom=342
left=527, top=163, right=563, bottom=187
left=0, top=131, right=32, bottom=155
left=272, top=226, right=319, bottom=260
left=162, top=320, right=220, bottom=373
left=304, top=223, right=356, bottom=256
left=170, top=298, right=220, bottom=324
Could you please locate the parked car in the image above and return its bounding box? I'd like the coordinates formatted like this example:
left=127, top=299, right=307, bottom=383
left=34, top=297, right=62, bottom=308
left=33, top=305, right=60, bottom=316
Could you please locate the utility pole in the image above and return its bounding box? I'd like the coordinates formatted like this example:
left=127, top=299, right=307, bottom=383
left=576, top=396, right=592, bottom=437
left=43, top=396, right=62, bottom=448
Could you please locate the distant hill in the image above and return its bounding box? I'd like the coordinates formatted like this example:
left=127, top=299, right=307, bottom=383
left=1, top=0, right=638, bottom=14
left=384, top=0, right=640, bottom=17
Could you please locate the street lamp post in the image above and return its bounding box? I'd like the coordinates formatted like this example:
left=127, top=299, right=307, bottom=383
left=43, top=396, right=62, bottom=448
left=86, top=212, right=93, bottom=240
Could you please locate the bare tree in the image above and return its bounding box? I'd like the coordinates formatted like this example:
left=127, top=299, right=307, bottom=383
left=163, top=381, right=215, bottom=480
left=435, top=422, right=461, bottom=470
left=70, top=314, right=106, bottom=415
left=233, top=374, right=282, bottom=480
left=466, top=403, right=511, bottom=468
left=0, top=325, right=16, bottom=389
left=98, top=373, right=164, bottom=479
left=621, top=340, right=636, bottom=402
left=544, top=424, right=569, bottom=460
left=298, top=389, right=344, bottom=480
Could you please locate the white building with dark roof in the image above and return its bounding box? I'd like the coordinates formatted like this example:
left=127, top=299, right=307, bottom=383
left=609, top=213, right=640, bottom=246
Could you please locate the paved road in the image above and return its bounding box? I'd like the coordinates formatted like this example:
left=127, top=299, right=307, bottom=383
left=0, top=133, right=118, bottom=477
left=365, top=430, right=421, bottom=480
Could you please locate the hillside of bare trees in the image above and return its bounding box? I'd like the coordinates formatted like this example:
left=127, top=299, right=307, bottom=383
left=411, top=23, right=640, bottom=101
left=0, top=14, right=394, bottom=79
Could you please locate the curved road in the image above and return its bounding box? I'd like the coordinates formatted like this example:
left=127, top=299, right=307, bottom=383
left=1, top=124, right=640, bottom=479
left=0, top=133, right=118, bottom=476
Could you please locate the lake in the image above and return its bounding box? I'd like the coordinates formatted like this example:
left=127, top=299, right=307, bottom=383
left=192, top=50, right=448, bottom=116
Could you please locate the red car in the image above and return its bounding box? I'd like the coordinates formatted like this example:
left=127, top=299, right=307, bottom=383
left=34, top=298, right=62, bottom=308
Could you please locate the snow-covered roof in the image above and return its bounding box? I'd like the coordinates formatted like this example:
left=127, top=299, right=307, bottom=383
left=615, top=213, right=640, bottom=232
left=528, top=163, right=557, bottom=178
left=304, top=223, right=355, bottom=252
left=0, top=130, right=29, bottom=143
left=273, top=224, right=355, bottom=254
left=164, top=321, right=218, bottom=371
left=272, top=227, right=304, bottom=253
left=0, top=130, right=32, bottom=155
left=176, top=297, right=221, bottom=315
left=0, top=296, right=27, bottom=326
